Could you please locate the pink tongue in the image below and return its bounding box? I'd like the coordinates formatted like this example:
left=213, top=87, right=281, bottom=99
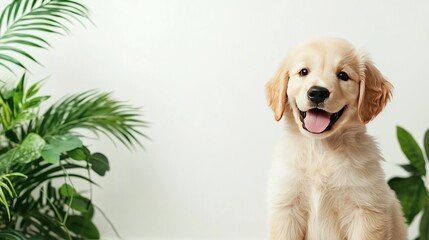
left=304, top=109, right=331, bottom=133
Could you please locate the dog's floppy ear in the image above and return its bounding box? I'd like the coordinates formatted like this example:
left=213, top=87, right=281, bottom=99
left=265, top=65, right=289, bottom=121
left=358, top=59, right=393, bottom=124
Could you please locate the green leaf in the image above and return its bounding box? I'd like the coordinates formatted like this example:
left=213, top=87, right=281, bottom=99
left=0, top=181, right=14, bottom=197
left=10, top=112, right=38, bottom=126
left=69, top=196, right=91, bottom=213
left=85, top=202, right=95, bottom=219
left=0, top=0, right=89, bottom=74
left=0, top=33, right=51, bottom=48
left=0, top=133, right=45, bottom=172
left=388, top=176, right=427, bottom=223
left=397, top=126, right=426, bottom=176
left=40, top=145, right=59, bottom=164
left=424, top=129, right=429, bottom=162
left=2, top=39, right=44, bottom=48
left=66, top=215, right=100, bottom=239
left=0, top=62, right=14, bottom=75
left=89, top=153, right=110, bottom=176
left=41, top=135, right=83, bottom=164
left=400, top=164, right=420, bottom=176
left=420, top=206, right=429, bottom=240
left=67, top=146, right=90, bottom=161
left=0, top=230, right=27, bottom=240
left=23, top=95, right=50, bottom=109
left=15, top=71, right=25, bottom=95
left=59, top=183, right=78, bottom=197
left=25, top=80, right=45, bottom=99
left=0, top=53, right=26, bottom=69
left=0, top=46, right=39, bottom=64
left=35, top=90, right=147, bottom=149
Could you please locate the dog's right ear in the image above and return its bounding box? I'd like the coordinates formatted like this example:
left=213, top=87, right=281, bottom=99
left=265, top=65, right=289, bottom=121
left=357, top=59, right=393, bottom=124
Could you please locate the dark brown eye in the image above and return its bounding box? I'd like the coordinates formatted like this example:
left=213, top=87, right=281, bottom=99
left=337, top=71, right=349, bottom=81
left=299, top=68, right=308, bottom=76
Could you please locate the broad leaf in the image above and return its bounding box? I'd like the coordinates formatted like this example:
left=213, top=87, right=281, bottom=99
left=68, top=196, right=92, bottom=213
left=420, top=206, right=429, bottom=240
left=40, top=145, right=59, bottom=164
left=89, top=153, right=110, bottom=176
left=0, top=133, right=45, bottom=172
left=66, top=215, right=100, bottom=239
left=67, top=146, right=90, bottom=161
left=41, top=135, right=82, bottom=164
left=85, top=202, right=95, bottom=219
left=59, top=183, right=78, bottom=197
left=388, top=176, right=427, bottom=223
left=397, top=126, right=426, bottom=176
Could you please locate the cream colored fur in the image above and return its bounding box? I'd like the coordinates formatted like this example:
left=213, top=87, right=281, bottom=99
left=266, top=38, right=408, bottom=240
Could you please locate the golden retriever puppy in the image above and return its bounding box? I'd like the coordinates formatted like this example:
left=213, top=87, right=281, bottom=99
left=266, top=38, right=407, bottom=240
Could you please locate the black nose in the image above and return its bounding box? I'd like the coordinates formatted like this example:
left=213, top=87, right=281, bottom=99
left=307, top=86, right=330, bottom=104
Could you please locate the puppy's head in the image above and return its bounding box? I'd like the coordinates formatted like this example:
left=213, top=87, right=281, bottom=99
left=266, top=38, right=392, bottom=138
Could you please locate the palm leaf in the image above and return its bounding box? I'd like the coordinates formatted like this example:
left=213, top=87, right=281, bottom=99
left=0, top=0, right=89, bottom=73
left=0, top=230, right=27, bottom=240
left=8, top=158, right=97, bottom=237
left=0, top=173, right=26, bottom=220
left=33, top=90, right=149, bottom=149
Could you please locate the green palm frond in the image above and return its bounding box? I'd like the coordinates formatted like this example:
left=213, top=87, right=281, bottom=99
left=33, top=90, right=148, bottom=149
left=0, top=0, right=89, bottom=73
left=0, top=172, right=26, bottom=220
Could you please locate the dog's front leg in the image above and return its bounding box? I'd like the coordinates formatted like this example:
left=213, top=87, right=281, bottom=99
left=268, top=202, right=307, bottom=240
left=342, top=207, right=388, bottom=240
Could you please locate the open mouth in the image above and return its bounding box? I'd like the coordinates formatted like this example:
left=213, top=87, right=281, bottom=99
left=299, top=106, right=346, bottom=134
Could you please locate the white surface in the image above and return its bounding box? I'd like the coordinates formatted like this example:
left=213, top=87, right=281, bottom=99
left=27, top=0, right=429, bottom=239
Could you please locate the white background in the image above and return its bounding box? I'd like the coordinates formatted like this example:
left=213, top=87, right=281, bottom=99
left=20, top=0, right=429, bottom=239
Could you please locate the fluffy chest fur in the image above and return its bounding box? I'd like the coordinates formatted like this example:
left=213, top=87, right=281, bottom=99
left=268, top=126, right=389, bottom=239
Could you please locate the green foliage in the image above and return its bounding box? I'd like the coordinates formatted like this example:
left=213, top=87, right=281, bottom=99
left=0, top=229, right=27, bottom=240
left=0, top=78, right=145, bottom=239
left=0, top=173, right=26, bottom=220
left=388, top=176, right=426, bottom=223
left=0, top=0, right=146, bottom=239
left=0, top=0, right=89, bottom=72
left=66, top=215, right=100, bottom=239
left=89, top=153, right=109, bottom=177
left=0, top=133, right=45, bottom=171
left=0, top=74, right=49, bottom=132
left=389, top=126, right=429, bottom=240
left=421, top=207, right=429, bottom=240
left=41, top=135, right=82, bottom=164
left=34, top=90, right=147, bottom=148
left=396, top=126, right=426, bottom=176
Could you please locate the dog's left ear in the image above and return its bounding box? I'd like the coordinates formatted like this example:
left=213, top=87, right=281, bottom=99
left=265, top=66, right=289, bottom=121
left=358, top=59, right=393, bottom=124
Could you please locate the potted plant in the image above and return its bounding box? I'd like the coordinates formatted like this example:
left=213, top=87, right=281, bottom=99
left=0, top=0, right=146, bottom=239
left=389, top=126, right=429, bottom=240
